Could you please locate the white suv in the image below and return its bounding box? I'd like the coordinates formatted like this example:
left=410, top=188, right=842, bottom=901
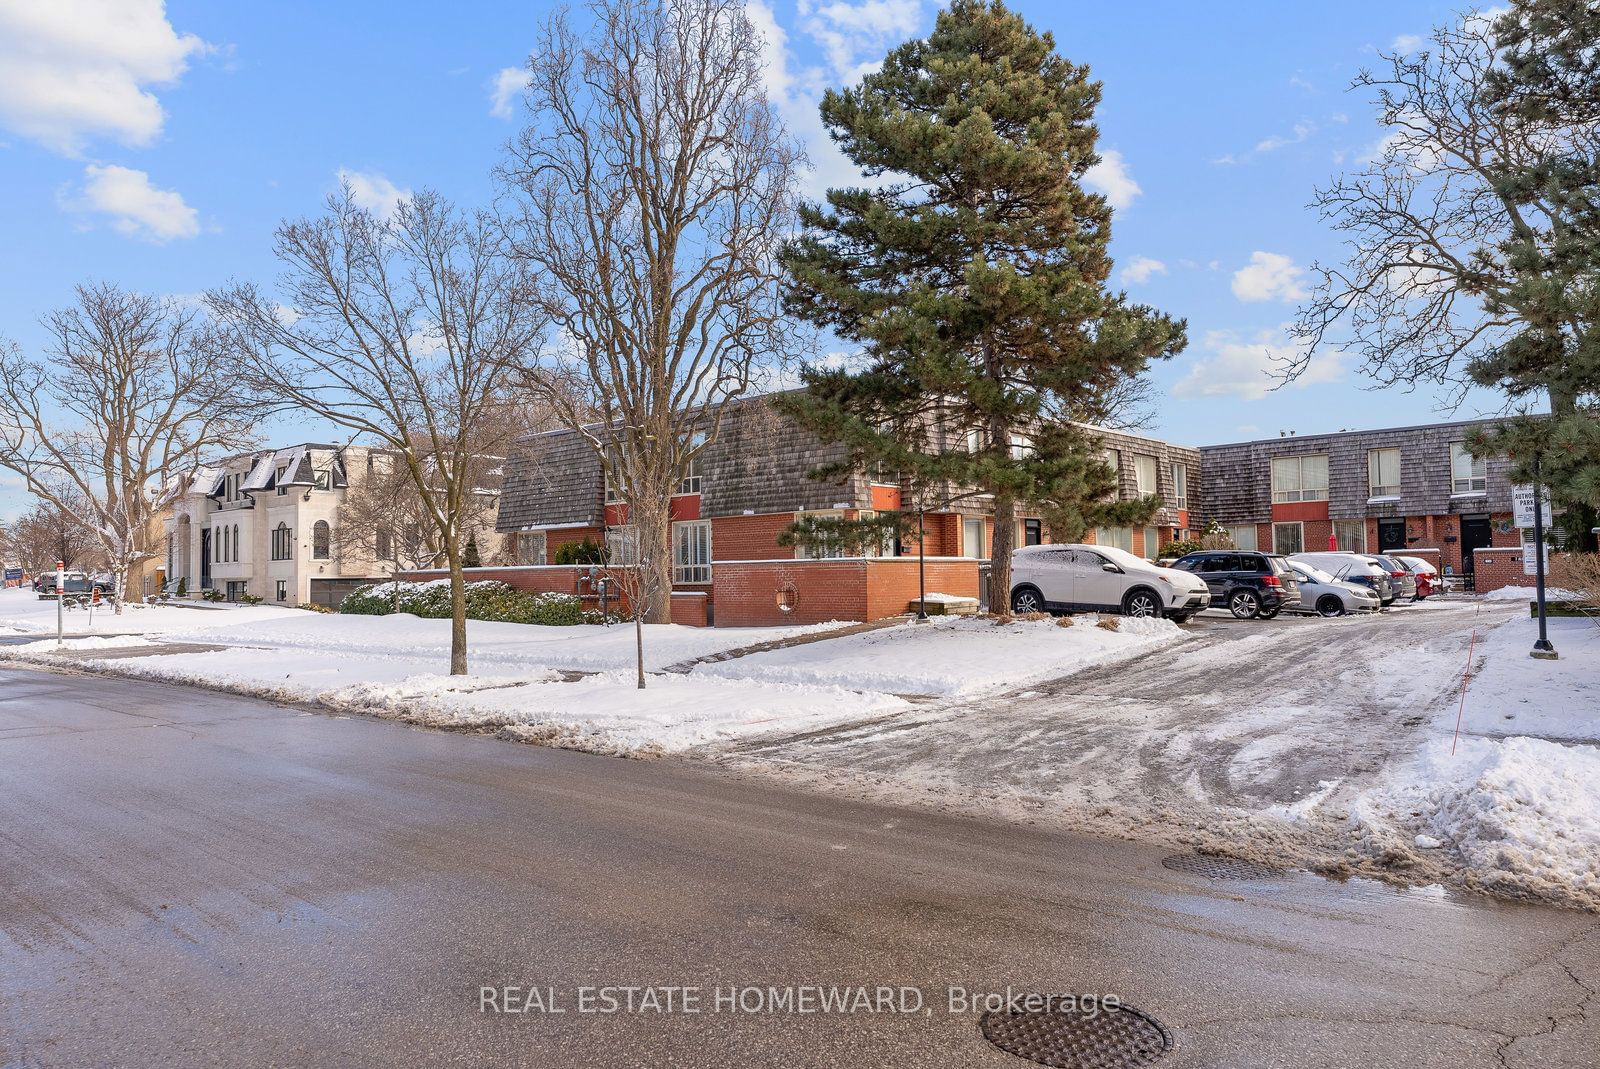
left=1009, top=544, right=1212, bottom=622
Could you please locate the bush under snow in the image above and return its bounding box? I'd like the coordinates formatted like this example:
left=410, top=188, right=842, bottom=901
left=340, top=579, right=587, bottom=626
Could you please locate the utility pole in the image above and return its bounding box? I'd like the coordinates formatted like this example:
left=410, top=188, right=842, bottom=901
left=1530, top=457, right=1557, bottom=660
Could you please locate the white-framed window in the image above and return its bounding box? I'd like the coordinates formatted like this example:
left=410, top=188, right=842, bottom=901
left=1103, top=448, right=1121, bottom=499
left=962, top=516, right=987, bottom=558
left=1170, top=462, right=1188, bottom=509
left=794, top=510, right=842, bottom=559
left=1450, top=443, right=1486, bottom=494
left=673, top=520, right=711, bottom=583
left=678, top=431, right=707, bottom=494
left=1094, top=526, right=1134, bottom=553
left=1334, top=519, right=1367, bottom=553
left=1142, top=525, right=1160, bottom=560
left=1227, top=524, right=1259, bottom=551
left=1271, top=454, right=1329, bottom=503
left=271, top=522, right=293, bottom=561
left=965, top=428, right=985, bottom=453
left=517, top=532, right=546, bottom=565
left=605, top=524, right=639, bottom=565
left=1273, top=521, right=1304, bottom=555
left=1368, top=448, right=1401, bottom=498
left=1134, top=454, right=1158, bottom=496
left=312, top=520, right=331, bottom=560
left=1010, top=433, right=1035, bottom=460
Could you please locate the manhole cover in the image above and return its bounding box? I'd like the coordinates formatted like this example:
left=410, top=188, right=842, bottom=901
left=979, top=1001, right=1172, bottom=1068
left=1160, top=853, right=1284, bottom=880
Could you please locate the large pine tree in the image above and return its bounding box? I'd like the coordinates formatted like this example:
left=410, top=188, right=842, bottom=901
left=778, top=0, right=1185, bottom=609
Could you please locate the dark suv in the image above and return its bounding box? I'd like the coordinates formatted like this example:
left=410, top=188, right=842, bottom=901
left=1169, top=550, right=1300, bottom=619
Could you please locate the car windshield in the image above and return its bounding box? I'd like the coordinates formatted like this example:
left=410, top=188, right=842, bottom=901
left=1091, top=545, right=1152, bottom=571
left=1296, top=563, right=1337, bottom=584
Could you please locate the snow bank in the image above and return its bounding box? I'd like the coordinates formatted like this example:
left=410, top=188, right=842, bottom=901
left=1364, top=736, right=1600, bottom=909
left=697, top=614, right=1189, bottom=696
left=1455, top=614, right=1600, bottom=742
left=1481, top=585, right=1582, bottom=602
left=0, top=588, right=305, bottom=635
left=5, top=634, right=154, bottom=655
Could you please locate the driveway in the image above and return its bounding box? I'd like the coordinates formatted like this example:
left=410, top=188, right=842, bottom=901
left=717, top=600, right=1524, bottom=872
left=2, top=664, right=1595, bottom=1067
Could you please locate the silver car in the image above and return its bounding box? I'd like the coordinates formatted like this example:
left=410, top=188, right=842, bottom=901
left=1365, top=554, right=1418, bottom=602
left=1286, top=561, right=1382, bottom=617
left=1291, top=552, right=1396, bottom=606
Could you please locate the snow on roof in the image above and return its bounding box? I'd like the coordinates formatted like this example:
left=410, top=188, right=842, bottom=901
left=190, top=466, right=222, bottom=495
left=240, top=453, right=277, bottom=491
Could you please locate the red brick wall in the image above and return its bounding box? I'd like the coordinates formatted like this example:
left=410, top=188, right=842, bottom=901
left=546, top=527, right=603, bottom=560
left=670, top=593, right=709, bottom=626
left=864, top=559, right=981, bottom=619
left=713, top=560, right=869, bottom=626
left=713, top=513, right=797, bottom=561
left=1473, top=546, right=1528, bottom=594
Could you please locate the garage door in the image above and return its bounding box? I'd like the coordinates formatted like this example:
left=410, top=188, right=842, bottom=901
left=308, top=577, right=380, bottom=609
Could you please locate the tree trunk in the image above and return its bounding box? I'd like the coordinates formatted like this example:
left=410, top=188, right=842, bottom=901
left=111, top=560, right=129, bottom=615
left=446, top=541, right=468, bottom=675
left=989, top=490, right=1015, bottom=613
left=647, top=546, right=672, bottom=625
left=634, top=613, right=645, bottom=690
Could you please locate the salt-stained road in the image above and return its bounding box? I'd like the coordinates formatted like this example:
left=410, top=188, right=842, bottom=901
left=2, top=663, right=1595, bottom=1067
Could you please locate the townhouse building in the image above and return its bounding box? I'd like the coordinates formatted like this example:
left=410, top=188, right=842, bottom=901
left=1196, top=417, right=1524, bottom=586
left=165, top=444, right=504, bottom=607
left=483, top=395, right=1201, bottom=625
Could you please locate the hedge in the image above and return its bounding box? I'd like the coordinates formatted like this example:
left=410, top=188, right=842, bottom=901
left=340, top=579, right=586, bottom=626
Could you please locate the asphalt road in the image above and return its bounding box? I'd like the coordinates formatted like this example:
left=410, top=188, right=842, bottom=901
left=1, top=665, right=1595, bottom=1068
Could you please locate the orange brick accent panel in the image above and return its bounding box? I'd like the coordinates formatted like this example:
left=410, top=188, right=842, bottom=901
left=863, top=559, right=981, bottom=620
left=1472, top=546, right=1531, bottom=594
left=1272, top=501, right=1330, bottom=522
left=670, top=593, right=709, bottom=627
left=713, top=559, right=869, bottom=626
left=546, top=527, right=603, bottom=558
left=713, top=513, right=798, bottom=561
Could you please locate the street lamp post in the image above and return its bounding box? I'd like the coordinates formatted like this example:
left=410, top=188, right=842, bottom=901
left=915, top=506, right=928, bottom=622
left=1530, top=457, right=1557, bottom=660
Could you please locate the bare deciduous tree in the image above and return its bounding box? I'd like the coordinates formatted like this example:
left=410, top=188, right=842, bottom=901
left=499, top=0, right=800, bottom=685
left=0, top=285, right=259, bottom=610
left=5, top=493, right=100, bottom=575
left=209, top=189, right=545, bottom=675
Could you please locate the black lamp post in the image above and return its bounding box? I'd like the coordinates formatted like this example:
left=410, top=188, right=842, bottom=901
left=1530, top=456, right=1558, bottom=660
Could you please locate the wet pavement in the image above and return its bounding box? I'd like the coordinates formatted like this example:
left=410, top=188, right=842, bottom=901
left=1, top=665, right=1595, bottom=1067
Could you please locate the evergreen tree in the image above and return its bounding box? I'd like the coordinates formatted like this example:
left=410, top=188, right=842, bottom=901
left=778, top=0, right=1185, bottom=609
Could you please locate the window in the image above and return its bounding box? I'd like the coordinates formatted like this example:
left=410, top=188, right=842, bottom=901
left=1334, top=519, right=1367, bottom=553
left=271, top=522, right=293, bottom=561
left=1010, top=433, right=1035, bottom=460
left=1021, top=518, right=1043, bottom=546
left=1134, top=454, right=1157, bottom=496
left=1227, top=525, right=1258, bottom=551
left=376, top=528, right=392, bottom=560
left=517, top=532, right=546, bottom=566
left=1199, top=554, right=1239, bottom=573
left=275, top=580, right=287, bottom=602
left=965, top=428, right=985, bottom=453
left=1170, top=462, right=1188, bottom=509
left=605, top=525, right=639, bottom=566
left=1094, top=526, right=1134, bottom=553
left=678, top=431, right=707, bottom=494
left=604, top=448, right=623, bottom=504
left=1271, top=454, right=1329, bottom=503
left=312, top=520, right=330, bottom=560
left=1273, top=521, right=1304, bottom=555
left=314, top=470, right=331, bottom=491
left=232, top=524, right=240, bottom=562
left=1142, top=525, right=1160, bottom=560
left=1451, top=443, right=1486, bottom=494
left=962, top=517, right=987, bottom=558
left=1103, top=449, right=1121, bottom=498
left=276, top=467, right=289, bottom=495
left=1368, top=448, right=1401, bottom=498
left=673, top=520, right=711, bottom=583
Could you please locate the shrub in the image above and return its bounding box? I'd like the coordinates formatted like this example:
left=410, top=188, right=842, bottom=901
left=1163, top=538, right=1204, bottom=559
left=338, top=579, right=586, bottom=626
left=553, top=538, right=607, bottom=565
left=239, top=593, right=264, bottom=605
left=1096, top=617, right=1120, bottom=631
left=201, top=589, right=225, bottom=602
left=296, top=602, right=333, bottom=614
left=177, top=576, right=188, bottom=597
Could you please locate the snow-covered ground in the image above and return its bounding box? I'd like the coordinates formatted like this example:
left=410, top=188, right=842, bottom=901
left=696, top=614, right=1188, bottom=696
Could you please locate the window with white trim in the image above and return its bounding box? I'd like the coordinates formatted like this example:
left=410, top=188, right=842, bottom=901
left=605, top=525, right=639, bottom=566
left=678, top=431, right=707, bottom=494
left=673, top=520, right=711, bottom=583
left=1134, top=454, right=1157, bottom=496
left=1227, top=525, right=1258, bottom=551
left=1142, top=525, right=1159, bottom=559
left=517, top=532, right=546, bottom=565
left=1170, top=462, right=1188, bottom=509
left=1103, top=449, right=1121, bottom=499
left=1368, top=448, right=1401, bottom=498
left=962, top=517, right=987, bottom=558
left=1273, top=521, right=1304, bottom=555
left=965, top=428, right=985, bottom=453
left=1271, top=454, right=1329, bottom=503
left=276, top=467, right=289, bottom=495
left=1010, top=433, right=1035, bottom=460
left=1450, top=443, right=1486, bottom=493
left=1334, top=519, right=1367, bottom=553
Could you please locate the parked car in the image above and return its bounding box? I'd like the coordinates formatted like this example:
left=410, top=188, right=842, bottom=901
left=35, top=571, right=112, bottom=599
left=1009, top=544, right=1212, bottom=622
left=1290, top=552, right=1396, bottom=606
left=1365, top=554, right=1418, bottom=602
left=1168, top=550, right=1301, bottom=619
left=1396, top=555, right=1441, bottom=598
left=1285, top=560, right=1382, bottom=617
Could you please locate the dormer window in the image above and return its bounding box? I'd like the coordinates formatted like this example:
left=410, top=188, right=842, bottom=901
left=276, top=467, right=289, bottom=495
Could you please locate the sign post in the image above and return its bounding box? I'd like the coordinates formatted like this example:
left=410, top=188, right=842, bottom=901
left=1522, top=466, right=1558, bottom=660
left=55, top=559, right=64, bottom=648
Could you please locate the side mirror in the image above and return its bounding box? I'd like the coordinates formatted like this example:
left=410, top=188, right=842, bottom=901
left=1101, top=562, right=1120, bottom=573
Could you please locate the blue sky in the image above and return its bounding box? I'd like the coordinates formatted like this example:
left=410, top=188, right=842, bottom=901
left=0, top=0, right=1499, bottom=521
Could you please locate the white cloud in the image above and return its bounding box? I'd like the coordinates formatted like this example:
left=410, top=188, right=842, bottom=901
left=1120, top=257, right=1167, bottom=285
left=1231, top=251, right=1308, bottom=303
left=1084, top=148, right=1141, bottom=211
left=338, top=168, right=409, bottom=220
left=489, top=66, right=526, bottom=120
left=1392, top=33, right=1424, bottom=53
left=1172, top=326, right=1343, bottom=401
left=66, top=164, right=199, bottom=241
left=1255, top=119, right=1315, bottom=154
left=799, top=0, right=924, bottom=84
left=0, top=0, right=207, bottom=155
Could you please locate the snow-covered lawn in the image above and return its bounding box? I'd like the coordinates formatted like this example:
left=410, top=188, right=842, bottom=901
left=696, top=614, right=1189, bottom=696
left=0, top=591, right=305, bottom=634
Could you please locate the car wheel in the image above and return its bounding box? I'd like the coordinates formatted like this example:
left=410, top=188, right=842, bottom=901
left=1168, top=612, right=1193, bottom=624
left=1122, top=589, right=1164, bottom=619
left=1316, top=594, right=1346, bottom=617
left=1010, top=586, right=1046, bottom=614
left=1228, top=590, right=1260, bottom=619
left=1258, top=606, right=1281, bottom=620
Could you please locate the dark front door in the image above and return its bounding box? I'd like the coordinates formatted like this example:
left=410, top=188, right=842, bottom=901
left=1378, top=519, right=1407, bottom=552
left=1460, top=515, right=1492, bottom=574
left=199, top=529, right=212, bottom=590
